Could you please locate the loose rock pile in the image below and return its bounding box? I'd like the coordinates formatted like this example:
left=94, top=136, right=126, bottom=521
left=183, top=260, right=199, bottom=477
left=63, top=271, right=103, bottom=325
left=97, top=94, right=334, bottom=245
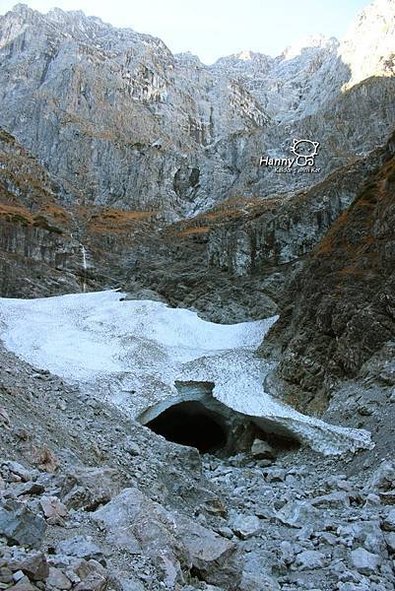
left=200, top=452, right=395, bottom=591
left=1, top=343, right=394, bottom=590
left=0, top=461, right=109, bottom=591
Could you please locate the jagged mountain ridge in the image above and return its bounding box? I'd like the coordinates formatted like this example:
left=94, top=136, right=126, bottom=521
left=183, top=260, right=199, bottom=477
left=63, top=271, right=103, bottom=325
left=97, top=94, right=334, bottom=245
left=0, top=1, right=394, bottom=216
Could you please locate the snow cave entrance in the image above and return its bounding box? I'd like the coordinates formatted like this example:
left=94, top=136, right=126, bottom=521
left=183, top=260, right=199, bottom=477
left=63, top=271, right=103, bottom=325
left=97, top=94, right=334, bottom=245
left=145, top=400, right=228, bottom=453
left=139, top=381, right=300, bottom=456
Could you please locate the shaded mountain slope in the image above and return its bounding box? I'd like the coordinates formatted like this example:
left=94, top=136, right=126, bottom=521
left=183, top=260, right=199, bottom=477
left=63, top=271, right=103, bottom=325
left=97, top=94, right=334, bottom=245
left=262, top=131, right=395, bottom=404
left=0, top=128, right=161, bottom=296
left=127, top=138, right=390, bottom=322
left=0, top=128, right=82, bottom=296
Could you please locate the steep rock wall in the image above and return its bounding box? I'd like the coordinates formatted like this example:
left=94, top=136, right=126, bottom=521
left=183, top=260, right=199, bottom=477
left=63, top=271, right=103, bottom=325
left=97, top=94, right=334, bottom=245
left=262, top=132, right=395, bottom=399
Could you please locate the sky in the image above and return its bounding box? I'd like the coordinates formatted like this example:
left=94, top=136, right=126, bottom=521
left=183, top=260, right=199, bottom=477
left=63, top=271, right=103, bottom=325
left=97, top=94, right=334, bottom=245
left=0, top=0, right=372, bottom=63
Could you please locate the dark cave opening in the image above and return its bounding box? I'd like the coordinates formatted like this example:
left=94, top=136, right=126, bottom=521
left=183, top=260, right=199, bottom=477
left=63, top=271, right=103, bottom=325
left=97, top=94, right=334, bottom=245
left=145, top=400, right=228, bottom=453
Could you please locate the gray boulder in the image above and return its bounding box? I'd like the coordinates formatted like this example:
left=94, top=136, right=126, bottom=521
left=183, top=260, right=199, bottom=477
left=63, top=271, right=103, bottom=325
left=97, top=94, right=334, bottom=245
left=250, top=439, right=275, bottom=460
left=382, top=508, right=395, bottom=532
left=93, top=488, right=238, bottom=588
left=230, top=514, right=262, bottom=540
left=56, top=536, right=103, bottom=561
left=276, top=500, right=319, bottom=528
left=294, top=550, right=325, bottom=571
left=350, top=547, right=381, bottom=575
left=0, top=500, right=46, bottom=548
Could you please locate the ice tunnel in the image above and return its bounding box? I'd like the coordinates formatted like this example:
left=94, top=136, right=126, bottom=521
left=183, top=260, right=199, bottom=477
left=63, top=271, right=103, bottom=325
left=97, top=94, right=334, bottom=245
left=139, top=381, right=300, bottom=455
left=146, top=400, right=228, bottom=453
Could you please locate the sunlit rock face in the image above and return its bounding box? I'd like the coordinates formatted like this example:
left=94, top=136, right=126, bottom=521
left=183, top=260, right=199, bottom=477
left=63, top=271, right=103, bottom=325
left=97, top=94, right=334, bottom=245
left=340, top=0, right=395, bottom=89
left=0, top=1, right=394, bottom=217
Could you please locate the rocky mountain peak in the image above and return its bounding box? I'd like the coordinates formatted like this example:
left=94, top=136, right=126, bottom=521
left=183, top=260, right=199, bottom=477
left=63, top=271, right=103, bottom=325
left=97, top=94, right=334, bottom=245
left=340, top=0, right=395, bottom=88
left=281, top=34, right=337, bottom=60
left=0, top=0, right=393, bottom=218
left=5, top=2, right=34, bottom=18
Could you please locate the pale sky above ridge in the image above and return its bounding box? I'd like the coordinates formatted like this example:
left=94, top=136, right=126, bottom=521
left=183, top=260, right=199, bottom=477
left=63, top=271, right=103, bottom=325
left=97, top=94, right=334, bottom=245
left=0, top=0, right=372, bottom=63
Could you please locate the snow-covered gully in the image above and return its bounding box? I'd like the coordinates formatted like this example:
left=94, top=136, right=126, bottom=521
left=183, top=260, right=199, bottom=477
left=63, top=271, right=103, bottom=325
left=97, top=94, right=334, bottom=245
left=0, top=290, right=372, bottom=456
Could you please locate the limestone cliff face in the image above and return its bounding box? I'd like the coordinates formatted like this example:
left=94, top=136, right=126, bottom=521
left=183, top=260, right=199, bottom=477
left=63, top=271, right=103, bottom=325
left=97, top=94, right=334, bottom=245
left=0, top=128, right=82, bottom=296
left=127, top=135, right=391, bottom=324
left=206, top=147, right=387, bottom=277
left=0, top=1, right=394, bottom=217
left=0, top=4, right=271, bottom=216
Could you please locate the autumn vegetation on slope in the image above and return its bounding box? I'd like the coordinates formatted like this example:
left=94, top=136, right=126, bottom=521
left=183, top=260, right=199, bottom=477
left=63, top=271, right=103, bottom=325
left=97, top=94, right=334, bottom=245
left=264, top=132, right=395, bottom=405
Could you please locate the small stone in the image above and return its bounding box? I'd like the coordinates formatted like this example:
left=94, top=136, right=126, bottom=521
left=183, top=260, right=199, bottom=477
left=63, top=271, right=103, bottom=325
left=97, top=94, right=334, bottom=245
left=73, top=572, right=107, bottom=591
left=239, top=569, right=280, bottom=590
left=123, top=439, right=140, bottom=456
left=276, top=500, right=318, bottom=528
left=32, top=447, right=59, bottom=473
left=13, top=572, right=25, bottom=583
left=357, top=404, right=374, bottom=416
left=384, top=531, right=395, bottom=552
left=256, top=459, right=273, bottom=468
left=382, top=508, right=395, bottom=532
left=294, top=550, right=325, bottom=571
left=10, top=552, right=49, bottom=581
left=61, top=466, right=119, bottom=511
left=279, top=541, right=296, bottom=565
left=40, top=496, right=68, bottom=519
left=311, top=491, right=351, bottom=509
left=338, top=520, right=385, bottom=555
left=364, top=493, right=381, bottom=507
left=0, top=407, right=11, bottom=428
left=264, top=468, right=286, bottom=483
left=73, top=560, right=91, bottom=581
left=368, top=461, right=395, bottom=492
left=0, top=567, right=13, bottom=584
left=46, top=567, right=72, bottom=590
left=57, top=536, right=103, bottom=561
left=0, top=501, right=47, bottom=548
left=12, top=483, right=45, bottom=498
left=231, top=514, right=261, bottom=539
left=2, top=462, right=32, bottom=483
left=203, top=498, right=227, bottom=517
left=319, top=531, right=338, bottom=546
left=217, top=526, right=233, bottom=539
left=350, top=547, right=381, bottom=575
left=13, top=429, right=29, bottom=441
left=8, top=579, right=38, bottom=591
left=335, top=480, right=353, bottom=492
left=250, top=439, right=275, bottom=460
